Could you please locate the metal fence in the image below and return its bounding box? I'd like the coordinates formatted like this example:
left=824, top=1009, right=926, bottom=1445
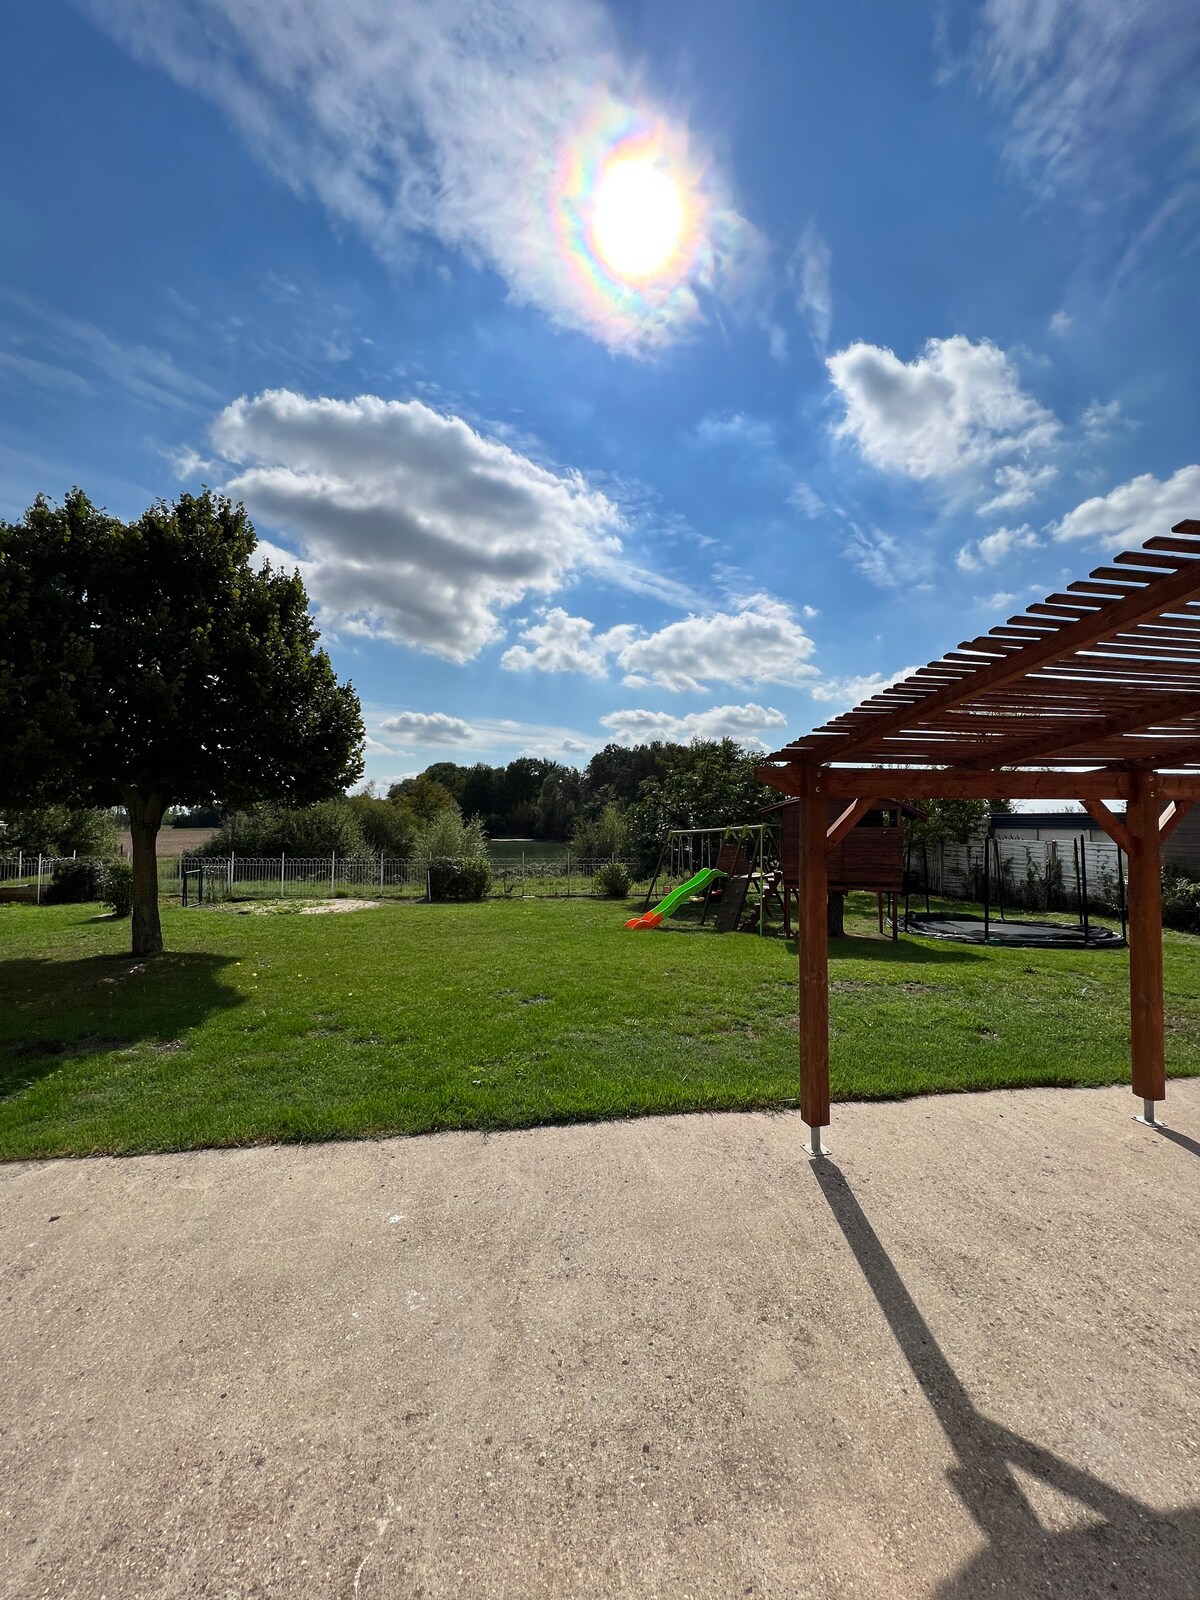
left=1, top=850, right=644, bottom=904
left=912, top=836, right=1125, bottom=916
left=174, top=853, right=643, bottom=902
left=0, top=853, right=116, bottom=901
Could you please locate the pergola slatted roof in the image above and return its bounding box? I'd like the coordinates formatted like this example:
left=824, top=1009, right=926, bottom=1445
left=767, top=520, right=1200, bottom=774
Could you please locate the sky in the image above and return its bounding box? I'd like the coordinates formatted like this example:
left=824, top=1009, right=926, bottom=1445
left=2, top=0, right=1199, bottom=788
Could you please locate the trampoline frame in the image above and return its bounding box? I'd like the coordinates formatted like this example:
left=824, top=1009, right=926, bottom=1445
left=904, top=814, right=1129, bottom=947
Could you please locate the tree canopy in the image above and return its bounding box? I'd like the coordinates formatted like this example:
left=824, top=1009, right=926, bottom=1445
left=0, top=489, right=363, bottom=954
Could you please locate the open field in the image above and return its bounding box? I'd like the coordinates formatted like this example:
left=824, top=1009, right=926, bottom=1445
left=116, top=826, right=217, bottom=858
left=2, top=893, right=1198, bottom=1161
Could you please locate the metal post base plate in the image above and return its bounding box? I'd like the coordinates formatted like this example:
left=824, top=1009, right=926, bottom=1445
left=1139, top=1100, right=1164, bottom=1139
left=805, top=1125, right=830, bottom=1159
left=1133, top=1098, right=1163, bottom=1129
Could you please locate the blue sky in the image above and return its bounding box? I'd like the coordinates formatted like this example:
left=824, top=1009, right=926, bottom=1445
left=2, top=0, right=1199, bottom=785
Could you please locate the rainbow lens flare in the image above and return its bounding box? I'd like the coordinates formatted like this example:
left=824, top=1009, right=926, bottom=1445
left=553, top=100, right=713, bottom=348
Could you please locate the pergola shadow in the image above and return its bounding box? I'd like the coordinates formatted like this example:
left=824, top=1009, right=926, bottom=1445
left=810, top=1158, right=1199, bottom=1598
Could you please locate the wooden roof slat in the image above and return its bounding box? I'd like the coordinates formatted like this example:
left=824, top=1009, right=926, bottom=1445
left=768, top=523, right=1200, bottom=771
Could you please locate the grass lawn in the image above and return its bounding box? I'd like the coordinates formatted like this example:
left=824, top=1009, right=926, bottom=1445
left=2, top=893, right=1198, bottom=1160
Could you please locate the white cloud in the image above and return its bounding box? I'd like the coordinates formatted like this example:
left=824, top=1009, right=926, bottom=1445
left=789, top=221, right=833, bottom=354
left=83, top=0, right=755, bottom=354
left=1049, top=465, right=1200, bottom=548
left=983, top=590, right=1019, bottom=611
left=843, top=527, right=931, bottom=591
left=378, top=712, right=477, bottom=746
left=500, top=595, right=821, bottom=694
left=787, top=481, right=825, bottom=519
left=500, top=608, right=633, bottom=678
left=617, top=595, right=819, bottom=693
left=956, top=524, right=1040, bottom=571
left=809, top=666, right=921, bottom=708
left=827, top=334, right=1060, bottom=482
left=693, top=412, right=776, bottom=451
left=0, top=288, right=218, bottom=411
left=977, top=462, right=1057, bottom=515
left=600, top=703, right=788, bottom=749
left=1081, top=399, right=1124, bottom=438
left=1048, top=309, right=1073, bottom=336
left=956, top=0, right=1199, bottom=205
left=209, top=388, right=623, bottom=661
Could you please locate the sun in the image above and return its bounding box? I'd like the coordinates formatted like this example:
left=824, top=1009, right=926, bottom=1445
left=590, top=157, right=686, bottom=282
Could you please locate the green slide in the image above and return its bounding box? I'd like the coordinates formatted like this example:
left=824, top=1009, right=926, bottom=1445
left=650, top=867, right=724, bottom=917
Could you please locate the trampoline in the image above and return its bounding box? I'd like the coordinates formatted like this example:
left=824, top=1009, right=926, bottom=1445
left=904, top=912, right=1125, bottom=949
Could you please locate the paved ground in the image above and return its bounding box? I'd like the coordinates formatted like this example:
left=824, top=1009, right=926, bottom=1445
left=2, top=1082, right=1198, bottom=1600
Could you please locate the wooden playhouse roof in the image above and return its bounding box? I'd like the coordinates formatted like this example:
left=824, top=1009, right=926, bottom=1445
left=767, top=521, right=1200, bottom=775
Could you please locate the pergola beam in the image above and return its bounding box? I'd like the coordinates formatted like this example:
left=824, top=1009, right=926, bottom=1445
left=826, top=797, right=876, bottom=847
left=1082, top=799, right=1133, bottom=857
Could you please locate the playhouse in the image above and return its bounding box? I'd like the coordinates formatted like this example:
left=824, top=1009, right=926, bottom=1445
left=763, top=797, right=923, bottom=938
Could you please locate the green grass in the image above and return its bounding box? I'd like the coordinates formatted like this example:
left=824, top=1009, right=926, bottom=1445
left=1, top=894, right=1198, bottom=1160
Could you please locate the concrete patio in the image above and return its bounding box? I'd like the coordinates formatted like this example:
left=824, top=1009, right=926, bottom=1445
left=2, top=1080, right=1197, bottom=1599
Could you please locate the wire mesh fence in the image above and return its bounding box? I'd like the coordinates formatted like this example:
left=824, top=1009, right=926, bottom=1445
left=173, top=853, right=648, bottom=902
left=1, top=850, right=653, bottom=903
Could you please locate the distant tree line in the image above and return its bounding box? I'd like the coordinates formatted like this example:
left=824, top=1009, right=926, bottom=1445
left=164, top=738, right=778, bottom=876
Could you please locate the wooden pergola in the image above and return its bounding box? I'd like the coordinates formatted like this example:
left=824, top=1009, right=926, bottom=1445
left=757, top=519, right=1200, bottom=1152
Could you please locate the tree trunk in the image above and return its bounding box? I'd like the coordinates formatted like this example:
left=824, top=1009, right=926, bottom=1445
left=123, top=788, right=166, bottom=957
left=827, top=891, right=846, bottom=938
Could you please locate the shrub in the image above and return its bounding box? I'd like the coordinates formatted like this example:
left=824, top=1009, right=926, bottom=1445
left=200, top=800, right=368, bottom=859
left=593, top=861, right=632, bottom=898
left=101, top=860, right=134, bottom=917
left=347, top=793, right=418, bottom=858
left=414, top=809, right=489, bottom=865
left=0, top=805, right=117, bottom=857
left=1161, top=866, right=1200, bottom=932
left=43, top=858, right=107, bottom=904
left=428, top=857, right=492, bottom=902
left=572, top=801, right=630, bottom=861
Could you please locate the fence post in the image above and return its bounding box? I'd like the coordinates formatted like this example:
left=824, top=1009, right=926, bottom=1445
left=426, top=866, right=432, bottom=903
left=17, top=849, right=22, bottom=880
left=567, top=851, right=571, bottom=899
left=380, top=853, right=385, bottom=894
left=331, top=852, right=336, bottom=895
left=36, top=854, right=43, bottom=904
left=280, top=852, right=285, bottom=899
left=228, top=854, right=234, bottom=896
left=521, top=851, right=525, bottom=898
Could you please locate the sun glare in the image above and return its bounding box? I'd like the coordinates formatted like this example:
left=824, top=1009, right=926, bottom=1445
left=591, top=157, right=685, bottom=282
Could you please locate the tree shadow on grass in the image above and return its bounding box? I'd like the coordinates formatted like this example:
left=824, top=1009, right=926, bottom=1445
left=810, top=1158, right=1199, bottom=1597
left=0, top=953, right=243, bottom=1102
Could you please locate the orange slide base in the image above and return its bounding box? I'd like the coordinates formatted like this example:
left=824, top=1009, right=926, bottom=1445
left=625, top=911, right=664, bottom=929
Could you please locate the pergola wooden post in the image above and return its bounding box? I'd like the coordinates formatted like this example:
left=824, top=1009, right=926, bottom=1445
left=1125, top=772, right=1166, bottom=1116
left=758, top=520, right=1200, bottom=1148
left=797, top=765, right=831, bottom=1149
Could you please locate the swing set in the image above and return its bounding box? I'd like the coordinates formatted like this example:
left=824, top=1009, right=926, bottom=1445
left=639, top=823, right=783, bottom=934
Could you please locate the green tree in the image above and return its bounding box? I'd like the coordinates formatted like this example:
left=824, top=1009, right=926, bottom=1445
left=389, top=774, right=461, bottom=823
left=347, top=793, right=419, bottom=858
left=904, top=799, right=992, bottom=847
left=535, top=765, right=581, bottom=839
left=571, top=800, right=629, bottom=860
left=0, top=804, right=117, bottom=858
left=200, top=800, right=368, bottom=859
left=627, top=739, right=772, bottom=875
left=0, top=490, right=363, bottom=955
